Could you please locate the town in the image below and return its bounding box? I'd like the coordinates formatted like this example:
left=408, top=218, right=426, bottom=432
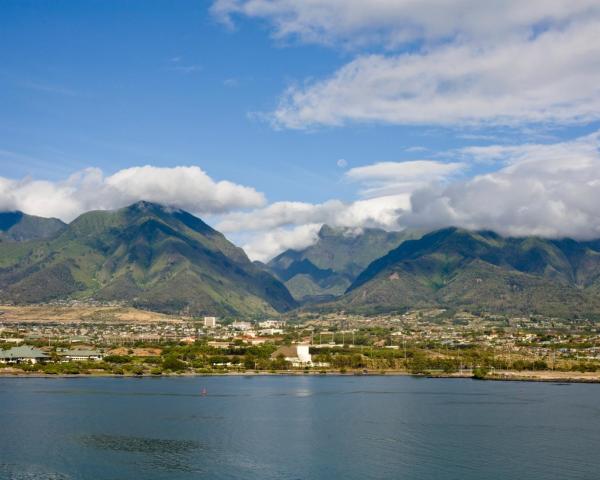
left=2, top=305, right=600, bottom=381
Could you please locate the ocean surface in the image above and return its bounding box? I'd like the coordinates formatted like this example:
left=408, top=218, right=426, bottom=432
left=0, top=375, right=599, bottom=480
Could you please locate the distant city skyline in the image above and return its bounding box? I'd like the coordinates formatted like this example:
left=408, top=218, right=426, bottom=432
left=2, top=1, right=600, bottom=260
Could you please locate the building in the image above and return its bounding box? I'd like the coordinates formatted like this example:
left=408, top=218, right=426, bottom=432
left=259, top=328, right=284, bottom=336
left=231, top=321, right=252, bottom=331
left=270, top=344, right=312, bottom=367
left=59, top=349, right=104, bottom=362
left=203, top=316, right=217, bottom=328
left=0, top=346, right=49, bottom=364
left=0, top=338, right=24, bottom=345
left=259, top=320, right=285, bottom=329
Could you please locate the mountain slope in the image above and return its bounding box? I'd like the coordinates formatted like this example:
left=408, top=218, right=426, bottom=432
left=268, top=225, right=421, bottom=302
left=337, top=228, right=600, bottom=318
left=0, top=202, right=296, bottom=316
left=0, top=211, right=66, bottom=242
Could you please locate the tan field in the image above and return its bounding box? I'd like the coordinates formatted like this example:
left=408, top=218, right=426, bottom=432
left=488, top=370, right=600, bottom=383
left=0, top=305, right=183, bottom=324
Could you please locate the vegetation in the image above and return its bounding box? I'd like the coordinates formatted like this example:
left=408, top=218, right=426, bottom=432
left=0, top=202, right=296, bottom=316
left=334, top=228, right=600, bottom=318
left=268, top=225, right=420, bottom=302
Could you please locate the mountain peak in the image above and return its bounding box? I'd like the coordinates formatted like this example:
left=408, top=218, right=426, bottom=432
left=124, top=200, right=180, bottom=214
left=0, top=202, right=295, bottom=315
left=0, top=211, right=25, bottom=231
left=318, top=224, right=365, bottom=239
left=0, top=211, right=65, bottom=242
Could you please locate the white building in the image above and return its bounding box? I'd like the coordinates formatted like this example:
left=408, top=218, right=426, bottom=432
left=231, top=321, right=252, bottom=331
left=203, top=316, right=217, bottom=328
left=259, top=320, right=285, bottom=328
left=60, top=349, right=104, bottom=362
left=271, top=344, right=312, bottom=367
left=259, top=328, right=284, bottom=336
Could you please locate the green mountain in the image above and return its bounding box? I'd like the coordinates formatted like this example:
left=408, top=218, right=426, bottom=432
left=0, top=211, right=66, bottom=242
left=335, top=228, right=600, bottom=318
left=0, top=202, right=296, bottom=316
left=268, top=225, right=420, bottom=302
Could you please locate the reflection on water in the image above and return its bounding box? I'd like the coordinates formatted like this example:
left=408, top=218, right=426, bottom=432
left=0, top=463, right=71, bottom=480
left=0, top=376, right=599, bottom=480
left=79, top=434, right=201, bottom=454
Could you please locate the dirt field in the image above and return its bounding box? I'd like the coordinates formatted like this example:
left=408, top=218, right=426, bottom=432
left=0, top=305, right=183, bottom=324
left=488, top=370, right=600, bottom=383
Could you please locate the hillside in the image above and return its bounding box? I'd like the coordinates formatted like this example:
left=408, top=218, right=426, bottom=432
left=268, top=225, right=420, bottom=302
left=0, top=211, right=66, bottom=242
left=334, top=228, right=600, bottom=318
left=0, top=201, right=296, bottom=316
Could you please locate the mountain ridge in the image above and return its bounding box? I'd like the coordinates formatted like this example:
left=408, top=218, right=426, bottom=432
left=336, top=227, right=600, bottom=318
left=268, top=225, right=421, bottom=302
left=0, top=211, right=66, bottom=242
left=0, top=201, right=296, bottom=316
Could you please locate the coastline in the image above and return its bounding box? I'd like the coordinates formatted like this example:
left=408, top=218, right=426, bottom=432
left=2, top=369, right=600, bottom=384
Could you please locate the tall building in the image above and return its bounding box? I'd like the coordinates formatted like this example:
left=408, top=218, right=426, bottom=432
left=203, top=316, right=217, bottom=328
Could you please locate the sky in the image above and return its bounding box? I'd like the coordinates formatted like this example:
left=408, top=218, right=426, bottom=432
left=1, top=0, right=600, bottom=260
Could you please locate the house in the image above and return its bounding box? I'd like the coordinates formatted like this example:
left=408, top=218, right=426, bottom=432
left=59, top=349, right=104, bottom=362
left=270, top=344, right=312, bottom=367
left=0, top=346, right=49, bottom=364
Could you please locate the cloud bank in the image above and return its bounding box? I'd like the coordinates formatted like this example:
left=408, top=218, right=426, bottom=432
left=271, top=22, right=600, bottom=129
left=401, top=131, right=600, bottom=239
left=214, top=1, right=600, bottom=130
left=3, top=132, right=600, bottom=260
left=212, top=0, right=600, bottom=48
left=0, top=165, right=265, bottom=222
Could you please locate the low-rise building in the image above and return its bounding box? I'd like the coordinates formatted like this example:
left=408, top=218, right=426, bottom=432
left=0, top=346, right=49, bottom=364
left=271, top=344, right=312, bottom=367
left=259, top=328, right=284, bottom=336
left=259, top=320, right=285, bottom=329
left=231, top=321, right=252, bottom=331
left=59, top=349, right=104, bottom=362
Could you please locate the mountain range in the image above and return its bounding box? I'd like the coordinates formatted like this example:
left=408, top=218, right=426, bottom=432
left=2, top=203, right=600, bottom=319
left=0, top=202, right=295, bottom=317
left=268, top=225, right=420, bottom=302
left=335, top=227, right=600, bottom=318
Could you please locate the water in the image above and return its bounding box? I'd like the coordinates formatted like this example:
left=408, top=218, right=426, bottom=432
left=0, top=376, right=599, bottom=480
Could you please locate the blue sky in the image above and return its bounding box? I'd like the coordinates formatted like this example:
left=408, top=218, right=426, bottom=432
left=2, top=1, right=600, bottom=259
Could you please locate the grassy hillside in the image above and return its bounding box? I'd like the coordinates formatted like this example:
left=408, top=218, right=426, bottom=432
left=331, top=228, right=600, bottom=318
left=0, top=211, right=65, bottom=242
left=0, top=201, right=296, bottom=316
left=268, top=225, right=420, bottom=302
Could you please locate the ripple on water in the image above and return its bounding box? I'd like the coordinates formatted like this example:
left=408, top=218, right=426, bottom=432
left=79, top=434, right=201, bottom=454
left=78, top=434, right=207, bottom=473
left=0, top=463, right=71, bottom=480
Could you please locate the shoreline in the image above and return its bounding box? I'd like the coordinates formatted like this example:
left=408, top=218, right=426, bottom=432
left=2, top=369, right=600, bottom=384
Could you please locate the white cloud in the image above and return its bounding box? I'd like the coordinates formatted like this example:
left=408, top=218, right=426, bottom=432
left=242, top=224, right=321, bottom=262
left=221, top=195, right=414, bottom=260
left=336, top=158, right=348, bottom=168
left=213, top=1, right=600, bottom=130
left=212, top=0, right=600, bottom=49
left=400, top=130, right=600, bottom=239
left=346, top=160, right=464, bottom=197
left=216, top=159, right=465, bottom=259
left=216, top=193, right=413, bottom=234
left=0, top=165, right=265, bottom=221
left=271, top=21, right=600, bottom=129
